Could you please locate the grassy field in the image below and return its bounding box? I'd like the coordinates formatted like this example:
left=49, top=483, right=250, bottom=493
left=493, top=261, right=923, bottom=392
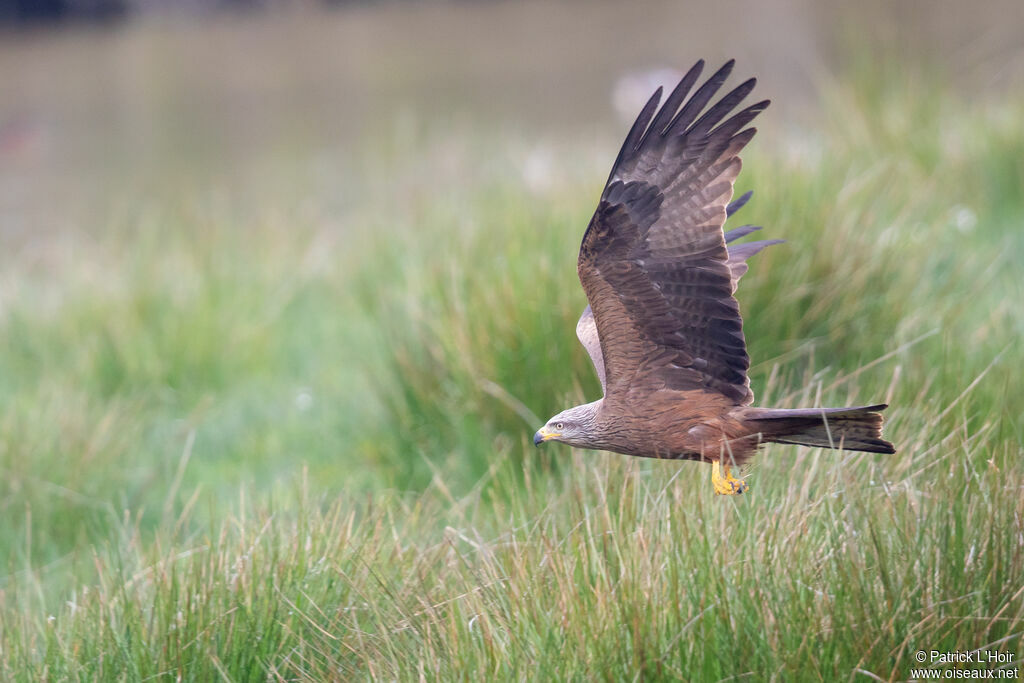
left=1, top=27, right=1023, bottom=681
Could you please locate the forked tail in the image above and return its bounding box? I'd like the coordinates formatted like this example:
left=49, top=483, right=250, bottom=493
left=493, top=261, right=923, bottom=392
left=744, top=404, right=895, bottom=454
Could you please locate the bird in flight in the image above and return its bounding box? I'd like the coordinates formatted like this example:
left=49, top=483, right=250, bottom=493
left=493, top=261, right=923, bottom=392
left=533, top=59, right=894, bottom=495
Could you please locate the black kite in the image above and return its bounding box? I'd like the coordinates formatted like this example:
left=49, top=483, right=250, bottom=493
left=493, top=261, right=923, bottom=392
left=533, top=60, right=895, bottom=495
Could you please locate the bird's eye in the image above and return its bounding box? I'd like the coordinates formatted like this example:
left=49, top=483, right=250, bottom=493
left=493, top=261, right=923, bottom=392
left=556, top=422, right=564, bottom=431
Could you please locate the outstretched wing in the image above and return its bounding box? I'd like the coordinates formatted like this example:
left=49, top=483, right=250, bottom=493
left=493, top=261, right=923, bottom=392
left=575, top=191, right=781, bottom=395
left=577, top=59, right=770, bottom=405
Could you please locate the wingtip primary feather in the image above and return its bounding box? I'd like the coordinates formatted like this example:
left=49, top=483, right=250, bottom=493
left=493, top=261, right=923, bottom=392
left=726, top=190, right=753, bottom=217
left=690, top=77, right=760, bottom=137
left=724, top=224, right=761, bottom=242
left=608, top=86, right=665, bottom=184
left=649, top=60, right=706, bottom=137
left=665, top=59, right=737, bottom=136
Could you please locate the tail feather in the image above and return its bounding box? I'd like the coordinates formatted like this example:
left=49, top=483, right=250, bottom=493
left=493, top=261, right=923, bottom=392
left=744, top=404, right=895, bottom=454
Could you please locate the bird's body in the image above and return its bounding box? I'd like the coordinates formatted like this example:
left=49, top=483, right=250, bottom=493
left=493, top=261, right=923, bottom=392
left=534, top=59, right=895, bottom=494
left=552, top=390, right=744, bottom=461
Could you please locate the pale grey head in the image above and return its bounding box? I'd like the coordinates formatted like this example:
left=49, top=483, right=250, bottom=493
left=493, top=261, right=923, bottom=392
left=533, top=400, right=602, bottom=449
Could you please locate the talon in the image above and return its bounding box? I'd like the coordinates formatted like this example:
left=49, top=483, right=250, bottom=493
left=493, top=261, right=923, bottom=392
left=712, top=460, right=748, bottom=496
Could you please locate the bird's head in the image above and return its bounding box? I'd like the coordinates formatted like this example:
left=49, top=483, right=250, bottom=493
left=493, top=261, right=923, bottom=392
left=533, top=403, right=598, bottom=448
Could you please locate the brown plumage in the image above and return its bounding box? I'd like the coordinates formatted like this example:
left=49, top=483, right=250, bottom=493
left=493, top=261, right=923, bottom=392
left=534, top=60, right=895, bottom=494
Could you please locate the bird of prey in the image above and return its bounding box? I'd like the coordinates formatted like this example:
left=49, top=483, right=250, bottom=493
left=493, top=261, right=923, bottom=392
left=533, top=59, right=894, bottom=495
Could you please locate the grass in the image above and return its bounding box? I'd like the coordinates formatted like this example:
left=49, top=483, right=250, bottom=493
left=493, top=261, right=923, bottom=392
left=1, top=52, right=1023, bottom=680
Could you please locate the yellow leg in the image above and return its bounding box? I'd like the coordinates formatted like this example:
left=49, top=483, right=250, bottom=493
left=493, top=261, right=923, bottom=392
left=712, top=460, right=748, bottom=495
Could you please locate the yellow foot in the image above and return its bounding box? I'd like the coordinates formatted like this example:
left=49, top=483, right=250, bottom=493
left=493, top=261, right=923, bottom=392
left=712, top=460, right=748, bottom=495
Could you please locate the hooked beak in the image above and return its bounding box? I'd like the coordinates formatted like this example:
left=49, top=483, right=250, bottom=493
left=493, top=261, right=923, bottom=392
left=533, top=426, right=560, bottom=446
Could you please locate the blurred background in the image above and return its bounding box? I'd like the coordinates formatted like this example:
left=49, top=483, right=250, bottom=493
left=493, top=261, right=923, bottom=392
left=2, top=1, right=1024, bottom=678
left=2, top=0, right=1023, bottom=505
left=2, top=0, right=1023, bottom=507
left=3, top=0, right=1022, bottom=240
